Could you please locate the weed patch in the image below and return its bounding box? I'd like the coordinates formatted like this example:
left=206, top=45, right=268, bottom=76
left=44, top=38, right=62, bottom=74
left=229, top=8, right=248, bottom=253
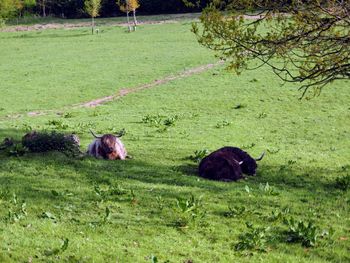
left=173, top=194, right=206, bottom=228
left=188, top=149, right=209, bottom=163
left=284, top=217, right=329, bottom=247
left=334, top=174, right=350, bottom=191
left=234, top=223, right=272, bottom=252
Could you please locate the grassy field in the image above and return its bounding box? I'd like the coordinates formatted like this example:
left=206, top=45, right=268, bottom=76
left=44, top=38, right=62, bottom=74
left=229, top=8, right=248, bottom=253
left=0, top=16, right=349, bottom=262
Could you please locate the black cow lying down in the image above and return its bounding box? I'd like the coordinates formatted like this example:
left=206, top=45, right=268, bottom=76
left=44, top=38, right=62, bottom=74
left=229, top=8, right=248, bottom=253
left=199, top=147, right=265, bottom=182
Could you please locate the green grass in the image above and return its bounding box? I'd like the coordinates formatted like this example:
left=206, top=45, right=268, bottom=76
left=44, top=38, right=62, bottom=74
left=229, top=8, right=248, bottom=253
left=0, top=16, right=349, bottom=262
left=0, top=20, right=212, bottom=116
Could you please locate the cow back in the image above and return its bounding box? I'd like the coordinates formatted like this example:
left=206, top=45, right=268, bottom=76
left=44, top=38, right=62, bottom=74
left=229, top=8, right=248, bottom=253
left=214, top=147, right=257, bottom=175
left=199, top=151, right=243, bottom=181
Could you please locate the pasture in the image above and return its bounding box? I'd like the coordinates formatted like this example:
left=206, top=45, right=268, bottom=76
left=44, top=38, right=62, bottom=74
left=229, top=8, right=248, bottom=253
left=0, top=16, right=349, bottom=262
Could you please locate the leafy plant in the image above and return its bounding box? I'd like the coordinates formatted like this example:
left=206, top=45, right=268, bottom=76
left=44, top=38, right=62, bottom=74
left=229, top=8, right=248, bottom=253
left=102, top=207, right=111, bottom=223
left=6, top=193, right=27, bottom=223
left=244, top=185, right=251, bottom=194
left=63, top=112, right=74, bottom=118
left=94, top=184, right=127, bottom=202
left=284, top=217, right=326, bottom=247
left=43, top=238, right=69, bottom=256
left=47, top=119, right=69, bottom=130
left=150, top=255, right=158, bottom=263
left=51, top=189, right=74, bottom=198
left=257, top=112, right=267, bottom=119
left=148, top=255, right=170, bottom=263
left=0, top=137, right=14, bottom=150
left=156, top=195, right=165, bottom=211
left=241, top=143, right=255, bottom=149
left=142, top=114, right=179, bottom=132
left=130, top=189, right=138, bottom=205
left=288, top=159, right=297, bottom=165
left=259, top=183, right=279, bottom=196
left=0, top=189, right=9, bottom=202
left=267, top=148, right=280, bottom=154
left=268, top=207, right=290, bottom=222
left=142, top=114, right=163, bottom=127
left=40, top=211, right=57, bottom=220
left=334, top=174, right=350, bottom=191
left=6, top=143, right=28, bottom=157
left=235, top=223, right=271, bottom=252
left=73, top=121, right=95, bottom=132
left=215, top=120, right=231, bottom=128
left=224, top=205, right=246, bottom=218
left=189, top=149, right=209, bottom=163
left=163, top=115, right=179, bottom=126
left=22, top=123, right=34, bottom=132
left=89, top=206, right=112, bottom=227
left=174, top=194, right=206, bottom=228
left=156, top=126, right=169, bottom=133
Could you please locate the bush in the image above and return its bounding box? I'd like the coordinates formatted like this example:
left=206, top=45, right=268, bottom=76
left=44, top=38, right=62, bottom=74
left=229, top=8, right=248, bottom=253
left=22, top=131, right=80, bottom=156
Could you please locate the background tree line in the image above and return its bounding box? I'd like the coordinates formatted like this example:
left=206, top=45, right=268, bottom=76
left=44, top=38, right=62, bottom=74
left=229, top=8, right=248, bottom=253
left=0, top=0, right=210, bottom=20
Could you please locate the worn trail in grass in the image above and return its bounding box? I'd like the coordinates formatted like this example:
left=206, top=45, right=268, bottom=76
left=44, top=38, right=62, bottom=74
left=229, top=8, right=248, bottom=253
left=0, top=17, right=349, bottom=263
left=0, top=21, right=215, bottom=117
left=2, top=60, right=223, bottom=119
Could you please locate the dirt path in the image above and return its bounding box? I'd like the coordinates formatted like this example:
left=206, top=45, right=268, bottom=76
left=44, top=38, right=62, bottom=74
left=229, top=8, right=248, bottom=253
left=2, top=61, right=223, bottom=120
left=1, top=13, right=265, bottom=33
left=77, top=61, right=223, bottom=108
left=1, top=20, right=180, bottom=32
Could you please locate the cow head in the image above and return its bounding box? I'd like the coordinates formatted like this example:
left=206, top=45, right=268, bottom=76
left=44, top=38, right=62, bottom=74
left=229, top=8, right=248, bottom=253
left=239, top=151, right=265, bottom=175
left=90, top=130, right=121, bottom=160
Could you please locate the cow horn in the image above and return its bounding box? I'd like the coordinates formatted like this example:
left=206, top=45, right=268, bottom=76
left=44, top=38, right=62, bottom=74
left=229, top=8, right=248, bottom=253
left=90, top=129, right=102, bottom=139
left=239, top=161, right=244, bottom=165
left=115, top=128, right=126, bottom=138
left=255, top=151, right=265, bottom=161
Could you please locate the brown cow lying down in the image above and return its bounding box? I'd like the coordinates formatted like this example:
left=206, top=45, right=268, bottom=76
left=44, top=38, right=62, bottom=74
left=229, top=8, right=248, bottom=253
left=199, top=147, right=265, bottom=182
left=87, top=130, right=127, bottom=160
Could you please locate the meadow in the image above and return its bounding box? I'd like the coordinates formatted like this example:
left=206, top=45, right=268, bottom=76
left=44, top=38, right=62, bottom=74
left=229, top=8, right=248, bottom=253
left=0, top=16, right=349, bottom=262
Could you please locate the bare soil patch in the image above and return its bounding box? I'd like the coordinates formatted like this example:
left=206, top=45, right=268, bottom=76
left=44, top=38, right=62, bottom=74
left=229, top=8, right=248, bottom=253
left=1, top=20, right=179, bottom=32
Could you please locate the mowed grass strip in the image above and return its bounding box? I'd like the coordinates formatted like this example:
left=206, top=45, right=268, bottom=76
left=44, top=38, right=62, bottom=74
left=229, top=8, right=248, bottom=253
left=0, top=21, right=214, bottom=116
left=0, top=18, right=349, bottom=263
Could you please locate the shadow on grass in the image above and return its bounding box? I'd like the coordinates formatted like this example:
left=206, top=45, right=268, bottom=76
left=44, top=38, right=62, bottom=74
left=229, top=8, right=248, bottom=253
left=0, top=153, right=341, bottom=197
left=0, top=128, right=344, bottom=203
